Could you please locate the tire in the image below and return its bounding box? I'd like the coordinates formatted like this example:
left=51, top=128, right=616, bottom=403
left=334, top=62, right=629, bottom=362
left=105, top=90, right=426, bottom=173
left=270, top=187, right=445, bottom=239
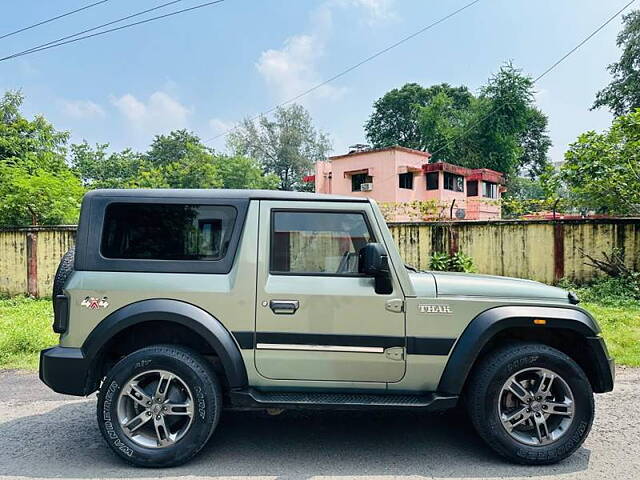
left=465, top=342, right=594, bottom=465
left=52, top=246, right=75, bottom=300
left=97, top=345, right=222, bottom=467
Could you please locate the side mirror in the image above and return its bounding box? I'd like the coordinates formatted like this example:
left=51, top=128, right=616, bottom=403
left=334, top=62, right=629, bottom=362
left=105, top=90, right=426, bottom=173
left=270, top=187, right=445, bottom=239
left=358, top=243, right=392, bottom=294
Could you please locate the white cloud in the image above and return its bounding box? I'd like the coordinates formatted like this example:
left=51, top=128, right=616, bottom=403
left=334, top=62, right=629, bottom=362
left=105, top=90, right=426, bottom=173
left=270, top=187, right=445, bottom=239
left=111, top=91, right=191, bottom=136
left=255, top=1, right=394, bottom=104
left=60, top=99, right=105, bottom=119
left=209, top=117, right=234, bottom=134
left=256, top=33, right=344, bottom=103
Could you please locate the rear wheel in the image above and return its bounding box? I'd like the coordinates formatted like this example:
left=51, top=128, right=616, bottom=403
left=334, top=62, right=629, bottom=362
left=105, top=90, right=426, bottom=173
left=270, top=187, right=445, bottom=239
left=466, top=343, right=594, bottom=464
left=97, top=345, right=222, bottom=467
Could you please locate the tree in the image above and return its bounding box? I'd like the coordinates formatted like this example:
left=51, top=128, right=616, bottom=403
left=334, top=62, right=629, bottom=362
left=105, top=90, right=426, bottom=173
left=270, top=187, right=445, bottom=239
left=0, top=91, right=84, bottom=225
left=593, top=10, right=640, bottom=116
left=363, top=64, right=551, bottom=179
left=365, top=83, right=472, bottom=150
left=228, top=104, right=331, bottom=191
left=561, top=109, right=640, bottom=215
left=212, top=155, right=279, bottom=190
left=71, top=142, right=146, bottom=189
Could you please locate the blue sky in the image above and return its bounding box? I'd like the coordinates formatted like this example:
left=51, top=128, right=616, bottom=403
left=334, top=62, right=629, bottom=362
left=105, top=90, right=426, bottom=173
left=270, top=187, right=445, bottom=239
left=0, top=0, right=629, bottom=164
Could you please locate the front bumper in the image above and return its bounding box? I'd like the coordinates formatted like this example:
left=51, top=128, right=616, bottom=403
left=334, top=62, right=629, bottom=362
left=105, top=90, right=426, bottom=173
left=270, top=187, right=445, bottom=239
left=587, top=336, right=615, bottom=393
left=39, top=346, right=91, bottom=396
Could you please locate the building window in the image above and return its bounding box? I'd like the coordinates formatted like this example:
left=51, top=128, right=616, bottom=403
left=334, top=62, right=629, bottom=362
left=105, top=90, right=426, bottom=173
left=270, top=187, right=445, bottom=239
left=426, top=172, right=439, bottom=190
left=398, top=172, right=414, bottom=189
left=351, top=173, right=373, bottom=192
left=483, top=181, right=498, bottom=198
left=467, top=180, right=478, bottom=197
left=270, top=211, right=374, bottom=275
left=444, top=172, right=464, bottom=192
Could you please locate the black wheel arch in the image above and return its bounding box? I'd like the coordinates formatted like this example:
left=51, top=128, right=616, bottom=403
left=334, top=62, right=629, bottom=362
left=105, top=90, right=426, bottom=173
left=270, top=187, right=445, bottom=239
left=437, top=305, right=614, bottom=395
left=82, top=298, right=248, bottom=392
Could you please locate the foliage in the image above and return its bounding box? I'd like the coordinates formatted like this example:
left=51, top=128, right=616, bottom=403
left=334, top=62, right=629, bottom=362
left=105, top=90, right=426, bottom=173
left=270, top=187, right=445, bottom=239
left=228, top=104, right=331, bottom=191
left=365, top=83, right=473, bottom=152
left=364, top=63, right=552, bottom=178
left=0, top=296, right=57, bottom=369
left=429, top=251, right=477, bottom=273
left=0, top=91, right=84, bottom=226
left=72, top=130, right=279, bottom=191
left=561, top=109, right=640, bottom=215
left=593, top=10, right=640, bottom=116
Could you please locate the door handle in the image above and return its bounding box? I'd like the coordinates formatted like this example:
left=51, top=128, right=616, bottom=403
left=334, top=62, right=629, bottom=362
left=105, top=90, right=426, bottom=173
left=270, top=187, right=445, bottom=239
left=269, top=300, right=299, bottom=315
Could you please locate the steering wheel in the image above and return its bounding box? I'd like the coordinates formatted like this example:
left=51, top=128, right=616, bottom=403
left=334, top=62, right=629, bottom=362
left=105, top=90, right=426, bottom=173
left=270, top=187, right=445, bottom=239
left=336, top=250, right=351, bottom=274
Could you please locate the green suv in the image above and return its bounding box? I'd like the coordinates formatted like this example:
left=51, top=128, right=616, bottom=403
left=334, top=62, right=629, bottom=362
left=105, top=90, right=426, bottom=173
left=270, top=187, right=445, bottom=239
left=40, top=189, right=614, bottom=467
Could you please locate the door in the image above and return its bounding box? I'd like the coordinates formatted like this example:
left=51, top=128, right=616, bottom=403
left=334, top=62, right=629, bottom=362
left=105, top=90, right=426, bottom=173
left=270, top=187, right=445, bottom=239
left=254, top=200, right=406, bottom=383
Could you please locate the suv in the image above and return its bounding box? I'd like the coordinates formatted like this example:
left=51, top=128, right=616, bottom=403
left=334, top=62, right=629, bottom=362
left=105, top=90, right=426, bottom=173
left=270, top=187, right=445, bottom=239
left=40, top=189, right=614, bottom=467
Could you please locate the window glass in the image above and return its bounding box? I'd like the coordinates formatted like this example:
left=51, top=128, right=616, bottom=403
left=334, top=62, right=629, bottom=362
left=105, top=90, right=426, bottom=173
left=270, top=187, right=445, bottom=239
left=426, top=172, right=439, bottom=190
left=398, top=172, right=414, bottom=189
left=271, top=211, right=374, bottom=275
left=444, top=172, right=464, bottom=192
left=101, top=203, right=236, bottom=260
left=351, top=173, right=373, bottom=192
left=483, top=182, right=498, bottom=198
left=467, top=180, right=478, bottom=197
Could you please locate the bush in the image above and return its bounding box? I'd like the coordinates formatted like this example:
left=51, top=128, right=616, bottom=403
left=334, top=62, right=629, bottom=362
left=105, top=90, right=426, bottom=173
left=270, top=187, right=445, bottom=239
left=429, top=251, right=477, bottom=273
left=558, top=275, right=640, bottom=307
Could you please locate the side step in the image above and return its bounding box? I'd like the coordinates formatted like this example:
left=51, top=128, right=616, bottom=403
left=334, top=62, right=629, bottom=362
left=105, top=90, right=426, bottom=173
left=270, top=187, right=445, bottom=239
left=230, top=389, right=458, bottom=411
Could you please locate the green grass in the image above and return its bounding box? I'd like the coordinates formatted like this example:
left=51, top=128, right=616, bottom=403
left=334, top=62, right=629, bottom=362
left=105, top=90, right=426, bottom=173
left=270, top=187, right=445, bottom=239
left=0, top=296, right=58, bottom=370
left=0, top=282, right=639, bottom=370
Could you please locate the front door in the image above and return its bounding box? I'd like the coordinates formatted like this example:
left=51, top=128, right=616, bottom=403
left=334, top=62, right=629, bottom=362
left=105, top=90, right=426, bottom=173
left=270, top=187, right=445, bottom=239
left=254, top=200, right=406, bottom=383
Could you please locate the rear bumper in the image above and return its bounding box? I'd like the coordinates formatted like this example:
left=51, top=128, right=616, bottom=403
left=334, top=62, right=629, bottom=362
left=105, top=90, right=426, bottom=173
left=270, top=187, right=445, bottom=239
left=39, top=346, right=91, bottom=396
left=587, top=336, right=615, bottom=393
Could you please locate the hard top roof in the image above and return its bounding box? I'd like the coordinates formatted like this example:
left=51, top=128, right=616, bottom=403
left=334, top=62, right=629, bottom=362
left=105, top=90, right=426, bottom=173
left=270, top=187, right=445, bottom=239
left=84, top=189, right=369, bottom=203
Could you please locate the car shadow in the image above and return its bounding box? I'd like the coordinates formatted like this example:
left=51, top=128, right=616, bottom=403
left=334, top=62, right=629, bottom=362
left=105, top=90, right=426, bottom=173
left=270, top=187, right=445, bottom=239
left=0, top=399, right=590, bottom=478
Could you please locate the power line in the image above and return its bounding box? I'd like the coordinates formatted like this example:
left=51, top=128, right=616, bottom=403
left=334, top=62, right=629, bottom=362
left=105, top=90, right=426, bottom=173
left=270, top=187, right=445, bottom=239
left=0, top=0, right=190, bottom=62
left=204, top=0, right=484, bottom=144
left=429, top=0, right=636, bottom=158
left=0, top=1, right=110, bottom=41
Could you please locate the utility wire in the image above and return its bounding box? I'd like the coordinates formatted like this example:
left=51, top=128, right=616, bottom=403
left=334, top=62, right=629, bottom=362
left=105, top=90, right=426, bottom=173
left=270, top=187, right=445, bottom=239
left=0, top=0, right=110, bottom=41
left=204, top=0, right=484, bottom=144
left=0, top=0, right=224, bottom=62
left=0, top=0, right=190, bottom=62
left=429, top=0, right=636, bottom=158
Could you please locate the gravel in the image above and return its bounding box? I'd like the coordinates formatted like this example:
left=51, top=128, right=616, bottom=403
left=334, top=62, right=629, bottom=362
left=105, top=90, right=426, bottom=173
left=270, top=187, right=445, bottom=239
left=0, top=367, right=638, bottom=480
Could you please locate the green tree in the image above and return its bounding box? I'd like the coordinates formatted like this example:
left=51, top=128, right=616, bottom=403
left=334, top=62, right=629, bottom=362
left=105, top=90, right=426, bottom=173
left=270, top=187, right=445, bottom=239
left=364, top=64, right=551, bottom=178
left=0, top=91, right=84, bottom=225
left=228, top=104, right=331, bottom=191
left=71, top=142, right=146, bottom=189
left=212, top=155, right=279, bottom=189
left=593, top=10, right=640, bottom=116
left=561, top=109, right=640, bottom=215
left=365, top=83, right=473, bottom=150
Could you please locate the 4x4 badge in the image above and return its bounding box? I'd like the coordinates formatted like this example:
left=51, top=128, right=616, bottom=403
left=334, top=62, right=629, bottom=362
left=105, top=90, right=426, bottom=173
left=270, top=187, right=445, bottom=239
left=418, top=304, right=452, bottom=314
left=81, top=296, right=109, bottom=310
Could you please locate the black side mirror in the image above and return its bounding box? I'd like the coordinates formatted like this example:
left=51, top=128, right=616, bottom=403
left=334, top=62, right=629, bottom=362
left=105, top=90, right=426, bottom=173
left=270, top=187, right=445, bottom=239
left=358, top=243, right=392, bottom=294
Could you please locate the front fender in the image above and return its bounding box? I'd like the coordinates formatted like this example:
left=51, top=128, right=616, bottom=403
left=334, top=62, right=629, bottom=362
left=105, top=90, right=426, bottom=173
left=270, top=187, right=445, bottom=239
left=437, top=305, right=612, bottom=395
left=82, top=298, right=248, bottom=389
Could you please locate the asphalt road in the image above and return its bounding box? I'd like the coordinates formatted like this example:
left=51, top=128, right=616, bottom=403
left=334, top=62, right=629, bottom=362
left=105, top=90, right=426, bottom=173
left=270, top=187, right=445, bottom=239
left=0, top=368, right=638, bottom=480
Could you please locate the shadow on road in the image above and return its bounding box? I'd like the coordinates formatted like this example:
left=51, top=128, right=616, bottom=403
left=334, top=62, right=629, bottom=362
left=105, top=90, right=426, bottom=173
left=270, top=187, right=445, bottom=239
left=0, top=399, right=589, bottom=478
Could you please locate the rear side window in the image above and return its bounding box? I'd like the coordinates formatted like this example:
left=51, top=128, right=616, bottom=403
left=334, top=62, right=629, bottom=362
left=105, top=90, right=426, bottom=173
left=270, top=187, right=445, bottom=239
left=101, top=203, right=237, bottom=261
left=270, top=211, right=374, bottom=275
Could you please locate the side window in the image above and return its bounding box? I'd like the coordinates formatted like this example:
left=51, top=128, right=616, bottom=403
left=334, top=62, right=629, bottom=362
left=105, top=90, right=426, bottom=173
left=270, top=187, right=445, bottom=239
left=101, top=203, right=237, bottom=260
left=426, top=172, right=439, bottom=190
left=270, top=211, right=375, bottom=275
left=444, top=172, right=464, bottom=192
left=351, top=173, right=373, bottom=192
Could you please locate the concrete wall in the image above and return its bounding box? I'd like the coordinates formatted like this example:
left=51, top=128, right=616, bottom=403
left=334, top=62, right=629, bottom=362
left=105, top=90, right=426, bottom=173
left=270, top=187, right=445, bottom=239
left=1, top=219, right=639, bottom=297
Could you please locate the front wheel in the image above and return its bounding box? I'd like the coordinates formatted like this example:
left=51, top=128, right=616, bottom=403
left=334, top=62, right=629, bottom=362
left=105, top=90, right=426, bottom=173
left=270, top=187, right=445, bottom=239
left=466, top=343, right=594, bottom=465
left=97, top=345, right=222, bottom=467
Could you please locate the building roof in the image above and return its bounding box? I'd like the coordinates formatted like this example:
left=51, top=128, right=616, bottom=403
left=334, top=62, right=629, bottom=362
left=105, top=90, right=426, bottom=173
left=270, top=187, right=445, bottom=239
left=422, top=162, right=505, bottom=184
left=329, top=145, right=432, bottom=161
left=83, top=189, right=369, bottom=202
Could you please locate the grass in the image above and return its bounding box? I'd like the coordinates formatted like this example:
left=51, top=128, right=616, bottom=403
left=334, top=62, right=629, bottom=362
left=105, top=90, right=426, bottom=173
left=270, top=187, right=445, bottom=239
left=0, top=277, right=639, bottom=370
left=0, top=296, right=57, bottom=370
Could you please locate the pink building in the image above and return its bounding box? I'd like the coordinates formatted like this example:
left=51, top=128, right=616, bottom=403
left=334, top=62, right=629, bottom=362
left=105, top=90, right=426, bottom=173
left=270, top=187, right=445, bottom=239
left=312, top=146, right=505, bottom=221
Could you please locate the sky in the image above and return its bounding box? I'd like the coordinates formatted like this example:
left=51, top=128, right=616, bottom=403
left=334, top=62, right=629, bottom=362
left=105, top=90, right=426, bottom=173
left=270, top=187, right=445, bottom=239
left=0, top=0, right=630, bottom=165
